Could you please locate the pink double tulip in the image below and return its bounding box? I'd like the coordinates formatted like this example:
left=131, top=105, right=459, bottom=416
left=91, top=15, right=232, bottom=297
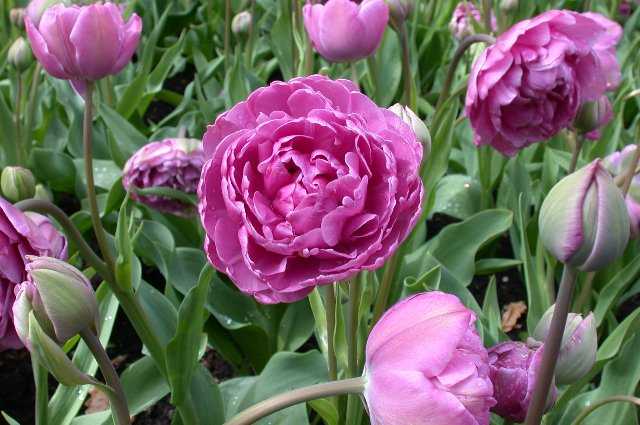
left=303, top=0, right=389, bottom=62
left=25, top=2, right=142, bottom=94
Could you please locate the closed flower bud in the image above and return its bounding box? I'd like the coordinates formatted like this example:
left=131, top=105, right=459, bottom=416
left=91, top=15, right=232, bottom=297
left=387, top=0, right=413, bottom=25
left=13, top=256, right=99, bottom=348
left=389, top=103, right=431, bottom=157
left=488, top=341, right=557, bottom=422
left=10, top=8, right=26, bottom=29
left=573, top=95, right=613, bottom=140
left=7, top=38, right=33, bottom=72
left=1, top=166, right=36, bottom=202
left=604, top=145, right=640, bottom=237
left=533, top=306, right=597, bottom=384
left=34, top=184, right=52, bottom=202
left=500, top=0, right=518, bottom=12
left=539, top=160, right=630, bottom=271
left=232, top=11, right=252, bottom=36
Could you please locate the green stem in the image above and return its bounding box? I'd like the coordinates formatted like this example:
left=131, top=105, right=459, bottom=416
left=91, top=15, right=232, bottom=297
left=80, top=329, right=130, bottom=425
left=15, top=71, right=24, bottom=165
left=350, top=62, right=359, bottom=86
left=435, top=34, right=495, bottom=110
left=568, top=134, right=583, bottom=174
left=32, top=358, right=48, bottom=425
left=225, top=378, right=366, bottom=425
left=366, top=55, right=377, bottom=99
left=398, top=23, right=414, bottom=108
left=574, top=271, right=595, bottom=313
left=224, top=0, right=231, bottom=73
left=524, top=266, right=578, bottom=425
left=244, top=0, right=256, bottom=68
left=24, top=63, right=42, bottom=156
left=482, top=0, right=493, bottom=33
left=571, top=395, right=640, bottom=425
left=345, top=279, right=362, bottom=425
left=325, top=285, right=338, bottom=383
left=15, top=199, right=112, bottom=282
left=371, top=253, right=400, bottom=325
left=83, top=82, right=116, bottom=272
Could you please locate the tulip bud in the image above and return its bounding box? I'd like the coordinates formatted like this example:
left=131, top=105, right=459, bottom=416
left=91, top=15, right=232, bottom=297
left=573, top=96, right=613, bottom=140
left=389, top=103, right=431, bottom=157
left=7, top=37, right=33, bottom=72
left=34, top=184, right=52, bottom=202
left=533, top=306, right=597, bottom=384
left=10, top=8, right=26, bottom=29
left=539, top=160, right=630, bottom=271
left=13, top=256, right=99, bottom=347
left=387, top=0, right=413, bottom=24
left=1, top=166, right=36, bottom=202
left=500, top=0, right=518, bottom=12
left=489, top=342, right=557, bottom=422
left=232, top=11, right=252, bottom=36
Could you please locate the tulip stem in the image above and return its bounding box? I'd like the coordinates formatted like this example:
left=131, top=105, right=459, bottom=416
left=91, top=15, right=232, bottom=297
left=224, top=0, right=231, bottom=73
left=83, top=82, right=116, bottom=273
left=482, top=0, right=493, bottom=34
left=346, top=279, right=362, bottom=425
left=80, top=329, right=130, bottom=425
left=14, top=199, right=113, bottom=283
left=32, top=359, right=48, bottom=425
left=524, top=266, right=578, bottom=425
left=571, top=395, right=640, bottom=425
left=325, top=284, right=338, bottom=383
left=14, top=71, right=25, bottom=166
left=398, top=23, right=414, bottom=108
left=225, top=378, right=366, bottom=425
left=24, top=63, right=42, bottom=156
left=436, top=34, right=495, bottom=110
left=568, top=135, right=583, bottom=173
left=371, top=253, right=400, bottom=325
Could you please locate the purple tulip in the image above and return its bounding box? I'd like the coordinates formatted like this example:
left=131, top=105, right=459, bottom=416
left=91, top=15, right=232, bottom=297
left=539, top=160, right=629, bottom=271
left=604, top=145, right=640, bottom=238
left=488, top=341, right=557, bottom=422
left=465, top=10, right=622, bottom=156
left=198, top=74, right=423, bottom=303
left=25, top=2, right=141, bottom=94
left=0, top=197, right=67, bottom=351
left=123, top=138, right=205, bottom=217
left=449, top=2, right=496, bottom=39
left=303, top=0, right=389, bottom=62
left=363, top=292, right=496, bottom=425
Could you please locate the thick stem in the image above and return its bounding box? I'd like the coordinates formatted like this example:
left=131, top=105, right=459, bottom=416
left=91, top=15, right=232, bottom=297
left=225, top=378, right=366, bottom=425
left=568, top=134, right=583, bottom=174
left=224, top=0, right=231, bottom=73
left=345, top=279, right=362, bottom=425
left=32, top=359, right=48, bottom=425
left=80, top=329, right=130, bottom=425
left=524, top=266, right=578, bottom=425
left=435, top=34, right=495, bottom=110
left=398, top=23, right=413, bottom=108
left=15, top=199, right=113, bottom=283
left=325, top=285, right=338, bottom=383
left=571, top=395, right=640, bottom=425
left=350, top=62, right=359, bottom=86
left=482, top=0, right=493, bottom=33
left=371, top=253, right=400, bottom=325
left=83, top=83, right=116, bottom=272
left=24, top=64, right=42, bottom=156
left=15, top=72, right=24, bottom=165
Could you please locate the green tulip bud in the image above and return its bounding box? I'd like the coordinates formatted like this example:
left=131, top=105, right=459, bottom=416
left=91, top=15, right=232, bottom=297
left=539, top=160, right=629, bottom=271
left=34, top=184, right=52, bottom=202
left=533, top=306, right=597, bottom=384
left=8, top=37, right=33, bottom=72
left=387, top=0, right=414, bottom=25
left=573, top=96, right=613, bottom=138
left=10, top=8, right=26, bottom=29
left=388, top=103, right=431, bottom=157
left=1, top=166, right=36, bottom=202
left=500, top=0, right=518, bottom=12
left=232, top=11, right=252, bottom=36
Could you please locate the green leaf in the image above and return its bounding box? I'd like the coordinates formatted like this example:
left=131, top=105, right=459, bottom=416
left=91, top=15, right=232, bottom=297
left=2, top=412, right=21, bottom=425
left=134, top=220, right=175, bottom=276
left=104, top=177, right=126, bottom=216
left=277, top=300, right=314, bottom=352
left=594, top=254, right=640, bottom=326
left=135, top=186, right=197, bottom=206
left=73, top=159, right=122, bottom=191
left=269, top=2, right=294, bottom=80
left=98, top=104, right=147, bottom=162
left=431, top=174, right=481, bottom=220
left=136, top=281, right=178, bottom=346
left=480, top=277, right=507, bottom=346
left=115, top=197, right=135, bottom=293
left=474, top=258, right=523, bottom=276
left=30, top=148, right=77, bottom=192
left=166, top=265, right=214, bottom=405
left=147, top=32, right=187, bottom=95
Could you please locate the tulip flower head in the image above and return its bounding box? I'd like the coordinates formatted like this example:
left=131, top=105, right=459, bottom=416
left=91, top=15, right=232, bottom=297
left=539, top=159, right=629, bottom=271
left=574, top=95, right=613, bottom=141
left=363, top=292, right=496, bottom=424
left=389, top=103, right=431, bottom=156
left=25, top=2, right=142, bottom=95
left=488, top=341, right=557, bottom=422
left=533, top=306, right=597, bottom=385
left=303, top=0, right=389, bottom=62
left=449, top=2, right=495, bottom=39
left=8, top=37, right=33, bottom=72
left=604, top=145, right=640, bottom=238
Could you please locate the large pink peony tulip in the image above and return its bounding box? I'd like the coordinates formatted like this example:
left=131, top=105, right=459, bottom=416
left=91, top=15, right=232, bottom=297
left=123, top=138, right=205, bottom=217
left=465, top=10, right=622, bottom=156
left=363, top=292, right=496, bottom=425
left=25, top=2, right=141, bottom=94
left=0, top=197, right=67, bottom=351
left=198, top=74, right=423, bottom=303
left=303, top=0, right=389, bottom=62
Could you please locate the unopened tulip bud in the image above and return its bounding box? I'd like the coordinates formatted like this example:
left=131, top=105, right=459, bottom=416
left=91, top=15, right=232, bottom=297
left=34, top=184, right=52, bottom=202
left=10, top=8, right=26, bottom=29
left=533, top=306, right=597, bottom=384
left=500, top=0, right=518, bottom=12
left=389, top=103, right=431, bottom=157
left=574, top=96, right=613, bottom=140
left=539, top=160, right=630, bottom=271
left=488, top=341, right=557, bottom=422
left=387, top=0, right=413, bottom=24
left=13, top=256, right=99, bottom=347
left=232, top=11, right=252, bottom=36
left=1, top=166, right=35, bottom=202
left=7, top=37, right=33, bottom=72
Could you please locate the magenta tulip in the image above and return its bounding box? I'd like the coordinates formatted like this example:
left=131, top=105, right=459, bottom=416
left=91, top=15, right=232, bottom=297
left=363, top=292, right=495, bottom=424
left=25, top=2, right=141, bottom=94
left=465, top=10, right=622, bottom=156
left=123, top=138, right=205, bottom=217
left=0, top=197, right=66, bottom=351
left=198, top=74, right=423, bottom=303
left=303, top=0, right=389, bottom=62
